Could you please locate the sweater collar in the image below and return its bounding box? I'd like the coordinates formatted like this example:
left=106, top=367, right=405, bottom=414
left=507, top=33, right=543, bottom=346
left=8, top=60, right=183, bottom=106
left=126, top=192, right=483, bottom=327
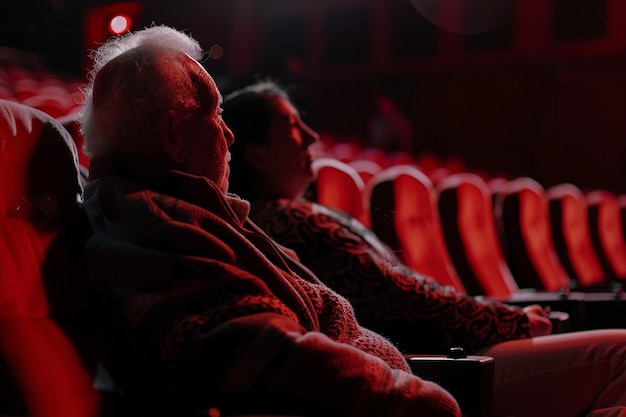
left=89, top=158, right=250, bottom=225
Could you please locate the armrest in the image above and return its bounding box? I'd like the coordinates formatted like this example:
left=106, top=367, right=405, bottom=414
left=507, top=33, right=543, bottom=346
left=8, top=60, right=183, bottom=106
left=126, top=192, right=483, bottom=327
left=582, top=291, right=626, bottom=329
left=404, top=348, right=494, bottom=417
left=482, top=290, right=626, bottom=331
left=548, top=310, right=570, bottom=334
left=479, top=291, right=585, bottom=331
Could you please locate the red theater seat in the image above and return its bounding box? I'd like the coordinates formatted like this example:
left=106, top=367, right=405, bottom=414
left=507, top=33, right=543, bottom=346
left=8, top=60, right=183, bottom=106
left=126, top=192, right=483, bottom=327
left=367, top=165, right=466, bottom=292
left=434, top=174, right=626, bottom=332
left=356, top=146, right=389, bottom=168
left=547, top=184, right=607, bottom=289
left=619, top=195, right=626, bottom=243
left=586, top=190, right=626, bottom=282
left=436, top=173, right=519, bottom=297
left=310, top=157, right=368, bottom=227
left=0, top=99, right=100, bottom=417
left=12, top=78, right=39, bottom=102
left=0, top=85, right=15, bottom=101
left=324, top=141, right=361, bottom=163
left=22, top=94, right=75, bottom=119
left=493, top=177, right=571, bottom=292
left=347, top=159, right=383, bottom=187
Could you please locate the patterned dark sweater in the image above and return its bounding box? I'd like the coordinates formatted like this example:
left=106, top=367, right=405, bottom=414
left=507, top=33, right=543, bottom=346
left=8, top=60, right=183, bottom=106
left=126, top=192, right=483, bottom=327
left=249, top=197, right=531, bottom=354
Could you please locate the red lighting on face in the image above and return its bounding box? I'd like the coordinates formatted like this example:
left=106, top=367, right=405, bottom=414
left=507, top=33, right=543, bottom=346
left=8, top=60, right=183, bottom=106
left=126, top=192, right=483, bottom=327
left=108, top=14, right=132, bottom=35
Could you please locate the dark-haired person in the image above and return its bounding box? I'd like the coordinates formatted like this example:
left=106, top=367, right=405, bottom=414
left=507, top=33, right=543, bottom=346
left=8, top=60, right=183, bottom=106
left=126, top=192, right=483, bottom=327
left=223, top=79, right=626, bottom=417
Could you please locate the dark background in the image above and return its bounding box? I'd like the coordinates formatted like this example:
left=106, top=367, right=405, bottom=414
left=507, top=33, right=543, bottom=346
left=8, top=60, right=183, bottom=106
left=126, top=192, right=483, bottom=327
left=2, top=0, right=626, bottom=194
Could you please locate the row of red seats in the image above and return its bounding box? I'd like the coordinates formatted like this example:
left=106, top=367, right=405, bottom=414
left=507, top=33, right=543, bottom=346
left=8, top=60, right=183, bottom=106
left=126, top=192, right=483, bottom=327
left=311, top=156, right=626, bottom=301
left=0, top=63, right=90, bottom=168
left=0, top=63, right=84, bottom=119
left=315, top=140, right=472, bottom=182
left=4, top=61, right=621, bottom=298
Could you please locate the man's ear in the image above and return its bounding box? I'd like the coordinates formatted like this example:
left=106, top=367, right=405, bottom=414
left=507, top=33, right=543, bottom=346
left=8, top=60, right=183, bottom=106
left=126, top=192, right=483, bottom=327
left=244, top=145, right=268, bottom=173
left=158, top=110, right=184, bottom=163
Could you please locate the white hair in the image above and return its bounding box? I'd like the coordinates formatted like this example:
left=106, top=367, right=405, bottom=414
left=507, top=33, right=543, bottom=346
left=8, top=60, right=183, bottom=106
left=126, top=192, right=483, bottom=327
left=88, top=25, right=203, bottom=77
left=79, top=25, right=206, bottom=159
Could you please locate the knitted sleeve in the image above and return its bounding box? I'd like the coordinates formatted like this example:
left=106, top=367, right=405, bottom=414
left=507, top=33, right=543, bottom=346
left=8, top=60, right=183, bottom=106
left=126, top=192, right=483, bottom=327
left=250, top=198, right=531, bottom=353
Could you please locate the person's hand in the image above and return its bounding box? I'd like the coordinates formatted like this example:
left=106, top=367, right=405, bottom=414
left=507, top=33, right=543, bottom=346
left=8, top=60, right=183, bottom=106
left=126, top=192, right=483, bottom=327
left=523, top=304, right=553, bottom=337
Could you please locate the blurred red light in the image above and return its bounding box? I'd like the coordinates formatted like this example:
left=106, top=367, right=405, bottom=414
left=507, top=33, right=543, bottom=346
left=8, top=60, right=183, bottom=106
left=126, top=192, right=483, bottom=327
left=108, top=14, right=132, bottom=35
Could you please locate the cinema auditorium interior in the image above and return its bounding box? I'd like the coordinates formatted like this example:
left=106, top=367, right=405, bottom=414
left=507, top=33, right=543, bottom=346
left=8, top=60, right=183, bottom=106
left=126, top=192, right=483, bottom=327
left=3, top=1, right=626, bottom=417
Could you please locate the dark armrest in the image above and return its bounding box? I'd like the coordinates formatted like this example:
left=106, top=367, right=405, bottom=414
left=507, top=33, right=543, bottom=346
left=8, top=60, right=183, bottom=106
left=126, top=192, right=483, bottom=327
left=404, top=348, right=494, bottom=417
left=548, top=310, right=570, bottom=334
left=480, top=291, right=583, bottom=331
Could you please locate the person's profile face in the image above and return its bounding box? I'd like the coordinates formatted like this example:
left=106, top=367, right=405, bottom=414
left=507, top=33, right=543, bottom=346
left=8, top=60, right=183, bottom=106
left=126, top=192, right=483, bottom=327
left=175, top=57, right=234, bottom=192
left=254, top=95, right=319, bottom=198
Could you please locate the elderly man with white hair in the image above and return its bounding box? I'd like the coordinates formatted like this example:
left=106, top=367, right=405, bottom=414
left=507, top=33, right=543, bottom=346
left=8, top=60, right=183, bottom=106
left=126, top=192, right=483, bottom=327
left=78, top=25, right=461, bottom=417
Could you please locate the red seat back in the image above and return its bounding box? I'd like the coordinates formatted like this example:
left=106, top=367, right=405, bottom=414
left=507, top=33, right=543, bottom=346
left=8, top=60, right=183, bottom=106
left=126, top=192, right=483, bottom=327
left=311, top=157, right=368, bottom=227
left=368, top=165, right=466, bottom=292
left=586, top=190, right=626, bottom=281
left=546, top=184, right=606, bottom=288
left=494, top=177, right=570, bottom=291
left=348, top=159, right=383, bottom=188
left=0, top=99, right=99, bottom=417
left=437, top=173, right=519, bottom=296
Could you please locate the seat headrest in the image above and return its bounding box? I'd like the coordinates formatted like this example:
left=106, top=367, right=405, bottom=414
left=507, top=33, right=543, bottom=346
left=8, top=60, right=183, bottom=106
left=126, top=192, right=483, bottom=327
left=0, top=99, right=82, bottom=229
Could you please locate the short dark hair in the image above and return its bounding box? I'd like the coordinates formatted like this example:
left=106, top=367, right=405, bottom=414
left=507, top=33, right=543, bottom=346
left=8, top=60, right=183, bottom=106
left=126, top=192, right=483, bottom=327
left=222, top=80, right=291, bottom=200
